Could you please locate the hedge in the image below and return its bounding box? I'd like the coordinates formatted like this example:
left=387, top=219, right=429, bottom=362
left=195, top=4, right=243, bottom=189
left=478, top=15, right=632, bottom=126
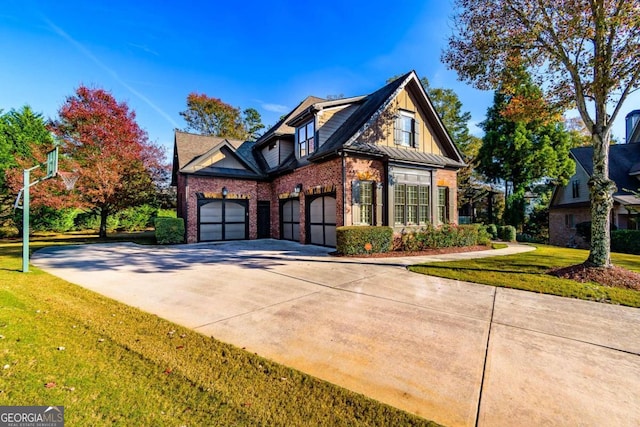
left=155, top=217, right=185, bottom=244
left=336, top=226, right=393, bottom=255
left=611, top=230, right=640, bottom=255
left=394, top=224, right=491, bottom=252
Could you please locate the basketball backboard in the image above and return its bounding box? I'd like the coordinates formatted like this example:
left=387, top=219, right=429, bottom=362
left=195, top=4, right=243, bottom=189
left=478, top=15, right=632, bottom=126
left=46, top=146, right=58, bottom=179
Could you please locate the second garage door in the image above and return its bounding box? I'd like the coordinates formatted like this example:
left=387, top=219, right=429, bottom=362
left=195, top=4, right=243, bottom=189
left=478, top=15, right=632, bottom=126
left=307, top=195, right=336, bottom=247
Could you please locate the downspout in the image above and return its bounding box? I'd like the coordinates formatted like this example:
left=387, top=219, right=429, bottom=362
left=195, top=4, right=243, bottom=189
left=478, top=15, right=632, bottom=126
left=341, top=150, right=347, bottom=226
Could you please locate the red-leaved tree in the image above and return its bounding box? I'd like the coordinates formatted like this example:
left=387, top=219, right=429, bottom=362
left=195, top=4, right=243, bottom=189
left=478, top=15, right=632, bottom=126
left=50, top=86, right=165, bottom=237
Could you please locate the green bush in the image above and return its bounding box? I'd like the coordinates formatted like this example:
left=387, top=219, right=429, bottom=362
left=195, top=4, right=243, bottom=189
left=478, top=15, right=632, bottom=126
left=499, top=225, right=517, bottom=242
left=156, top=209, right=177, bottom=219
left=611, top=230, right=640, bottom=255
left=0, top=225, right=19, bottom=238
left=74, top=211, right=119, bottom=232
left=485, top=224, right=498, bottom=239
left=395, top=224, right=490, bottom=252
left=116, top=205, right=158, bottom=232
left=155, top=217, right=185, bottom=244
left=30, top=207, right=77, bottom=232
left=336, top=226, right=393, bottom=255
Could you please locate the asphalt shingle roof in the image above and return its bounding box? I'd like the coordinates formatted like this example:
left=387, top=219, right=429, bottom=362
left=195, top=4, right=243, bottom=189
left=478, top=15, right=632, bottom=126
left=571, top=143, right=640, bottom=196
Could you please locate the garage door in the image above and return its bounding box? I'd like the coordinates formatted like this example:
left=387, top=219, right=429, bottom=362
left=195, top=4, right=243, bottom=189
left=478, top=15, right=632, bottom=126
left=308, top=195, right=336, bottom=247
left=281, top=199, right=300, bottom=241
left=199, top=199, right=248, bottom=242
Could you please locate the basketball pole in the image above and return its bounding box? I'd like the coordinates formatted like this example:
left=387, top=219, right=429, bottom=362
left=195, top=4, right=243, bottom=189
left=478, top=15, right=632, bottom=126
left=21, top=146, right=58, bottom=273
left=22, top=165, right=38, bottom=272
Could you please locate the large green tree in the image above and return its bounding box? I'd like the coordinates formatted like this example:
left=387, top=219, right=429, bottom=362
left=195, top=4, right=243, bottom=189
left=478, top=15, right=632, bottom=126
left=51, top=86, right=165, bottom=237
left=0, top=106, right=55, bottom=224
left=180, top=93, right=264, bottom=140
left=479, top=78, right=576, bottom=228
left=443, top=0, right=640, bottom=267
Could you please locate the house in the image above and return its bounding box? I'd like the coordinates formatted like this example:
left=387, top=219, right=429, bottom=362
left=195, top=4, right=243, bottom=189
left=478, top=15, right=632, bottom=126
left=549, top=110, right=640, bottom=247
left=171, top=71, right=465, bottom=246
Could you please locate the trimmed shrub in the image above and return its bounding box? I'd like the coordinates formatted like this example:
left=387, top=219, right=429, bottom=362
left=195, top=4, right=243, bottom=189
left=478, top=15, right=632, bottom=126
left=155, top=217, right=185, bottom=244
left=499, top=225, right=517, bottom=242
left=395, top=224, right=490, bottom=252
left=336, top=226, right=393, bottom=255
left=485, top=224, right=498, bottom=240
left=611, top=230, right=640, bottom=255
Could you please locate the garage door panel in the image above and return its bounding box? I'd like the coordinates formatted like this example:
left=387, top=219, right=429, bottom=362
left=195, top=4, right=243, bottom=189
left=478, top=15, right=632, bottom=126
left=310, top=199, right=323, bottom=222
left=324, top=198, right=336, bottom=223
left=225, top=202, right=246, bottom=222
left=200, top=224, right=223, bottom=241
left=200, top=203, right=222, bottom=222
left=224, top=223, right=246, bottom=240
left=324, top=226, right=336, bottom=247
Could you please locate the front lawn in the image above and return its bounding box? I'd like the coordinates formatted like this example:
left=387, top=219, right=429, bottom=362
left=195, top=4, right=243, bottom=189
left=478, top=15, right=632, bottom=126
left=409, top=244, right=640, bottom=308
left=0, top=235, right=436, bottom=426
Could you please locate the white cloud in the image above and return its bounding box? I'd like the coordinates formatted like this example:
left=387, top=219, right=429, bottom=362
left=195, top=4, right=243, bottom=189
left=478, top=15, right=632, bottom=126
left=261, top=102, right=289, bottom=113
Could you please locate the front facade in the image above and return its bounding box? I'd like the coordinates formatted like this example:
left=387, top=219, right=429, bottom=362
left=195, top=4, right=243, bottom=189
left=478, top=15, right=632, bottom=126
left=549, top=110, right=640, bottom=247
left=172, top=71, right=465, bottom=246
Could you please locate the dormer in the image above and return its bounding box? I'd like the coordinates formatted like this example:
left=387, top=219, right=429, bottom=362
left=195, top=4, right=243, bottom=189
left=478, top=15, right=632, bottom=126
left=287, top=96, right=365, bottom=160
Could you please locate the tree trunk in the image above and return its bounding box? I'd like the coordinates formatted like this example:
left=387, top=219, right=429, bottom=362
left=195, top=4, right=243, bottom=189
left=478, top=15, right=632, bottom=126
left=586, top=131, right=616, bottom=267
left=99, top=208, right=109, bottom=238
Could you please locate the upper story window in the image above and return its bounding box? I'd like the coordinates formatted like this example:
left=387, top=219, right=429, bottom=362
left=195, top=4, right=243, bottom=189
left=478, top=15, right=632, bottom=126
left=297, top=120, right=315, bottom=158
left=571, top=179, right=580, bottom=198
left=394, top=111, right=419, bottom=148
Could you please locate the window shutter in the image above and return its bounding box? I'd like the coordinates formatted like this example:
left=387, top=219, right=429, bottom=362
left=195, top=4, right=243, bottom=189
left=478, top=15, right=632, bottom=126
left=352, top=180, right=361, bottom=225
left=375, top=183, right=383, bottom=226
left=394, top=117, right=401, bottom=145
left=413, top=119, right=420, bottom=147
left=446, top=187, right=452, bottom=223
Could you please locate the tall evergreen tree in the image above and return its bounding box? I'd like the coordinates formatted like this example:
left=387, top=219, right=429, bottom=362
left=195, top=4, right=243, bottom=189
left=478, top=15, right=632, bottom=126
left=478, top=70, right=575, bottom=228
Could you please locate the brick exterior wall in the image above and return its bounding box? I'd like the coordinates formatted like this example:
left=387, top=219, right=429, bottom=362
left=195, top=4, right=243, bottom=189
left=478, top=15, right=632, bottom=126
left=549, top=207, right=591, bottom=248
left=268, top=158, right=344, bottom=243
left=436, top=168, right=459, bottom=224
left=178, top=156, right=460, bottom=244
left=180, top=175, right=260, bottom=243
left=343, top=157, right=385, bottom=226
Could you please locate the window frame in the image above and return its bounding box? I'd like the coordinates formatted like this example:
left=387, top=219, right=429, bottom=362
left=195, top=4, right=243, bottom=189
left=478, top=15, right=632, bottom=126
left=394, top=110, right=419, bottom=148
left=394, top=183, right=431, bottom=226
left=297, top=120, right=315, bottom=158
left=571, top=179, right=580, bottom=199
left=437, top=187, right=449, bottom=224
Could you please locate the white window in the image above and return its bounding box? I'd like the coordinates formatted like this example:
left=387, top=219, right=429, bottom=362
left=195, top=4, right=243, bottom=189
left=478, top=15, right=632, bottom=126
left=297, top=120, right=315, bottom=158
left=394, top=184, right=430, bottom=226
left=394, top=111, right=419, bottom=148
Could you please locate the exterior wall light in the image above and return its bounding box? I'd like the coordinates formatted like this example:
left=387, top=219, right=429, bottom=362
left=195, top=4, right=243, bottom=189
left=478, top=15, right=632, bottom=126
left=222, top=187, right=228, bottom=198
left=294, top=183, right=303, bottom=193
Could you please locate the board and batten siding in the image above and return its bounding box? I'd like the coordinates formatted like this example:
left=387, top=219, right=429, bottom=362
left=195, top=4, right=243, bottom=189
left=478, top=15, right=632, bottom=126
left=553, top=162, right=590, bottom=205
left=367, top=87, right=443, bottom=156
left=261, top=141, right=280, bottom=169
left=317, top=104, right=359, bottom=147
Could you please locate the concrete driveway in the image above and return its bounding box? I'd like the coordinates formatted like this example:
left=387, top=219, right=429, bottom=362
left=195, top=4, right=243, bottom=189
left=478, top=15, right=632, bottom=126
left=32, top=240, right=640, bottom=426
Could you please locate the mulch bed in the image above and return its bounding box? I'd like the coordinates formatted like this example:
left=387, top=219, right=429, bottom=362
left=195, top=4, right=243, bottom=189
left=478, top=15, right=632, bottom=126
left=549, top=264, right=640, bottom=291
left=329, top=245, right=491, bottom=258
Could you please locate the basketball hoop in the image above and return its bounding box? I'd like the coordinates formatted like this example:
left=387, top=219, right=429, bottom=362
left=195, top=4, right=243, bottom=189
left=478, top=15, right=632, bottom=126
left=59, top=171, right=79, bottom=191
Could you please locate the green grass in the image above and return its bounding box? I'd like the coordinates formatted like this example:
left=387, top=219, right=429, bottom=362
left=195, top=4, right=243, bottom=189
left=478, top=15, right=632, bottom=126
left=409, top=244, right=640, bottom=308
left=1, top=234, right=438, bottom=426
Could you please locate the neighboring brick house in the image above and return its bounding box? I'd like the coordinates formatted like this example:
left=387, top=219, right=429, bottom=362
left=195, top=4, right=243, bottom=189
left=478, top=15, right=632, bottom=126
left=549, top=110, right=640, bottom=248
left=172, top=71, right=465, bottom=246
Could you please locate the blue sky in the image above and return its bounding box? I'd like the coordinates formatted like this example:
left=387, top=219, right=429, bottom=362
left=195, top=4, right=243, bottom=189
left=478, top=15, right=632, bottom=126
left=1, top=1, right=637, bottom=157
